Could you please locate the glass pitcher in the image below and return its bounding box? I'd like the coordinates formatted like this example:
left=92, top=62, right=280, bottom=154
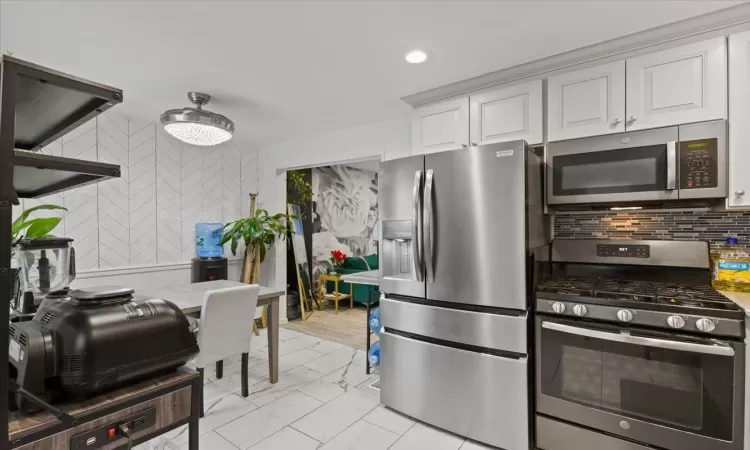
left=16, top=238, right=76, bottom=303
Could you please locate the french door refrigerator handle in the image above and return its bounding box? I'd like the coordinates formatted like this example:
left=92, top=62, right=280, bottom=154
left=542, top=321, right=735, bottom=356
left=423, top=169, right=435, bottom=283
left=413, top=170, right=423, bottom=282
left=666, top=141, right=677, bottom=190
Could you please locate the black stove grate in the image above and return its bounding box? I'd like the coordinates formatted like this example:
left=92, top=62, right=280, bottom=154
left=536, top=276, right=739, bottom=310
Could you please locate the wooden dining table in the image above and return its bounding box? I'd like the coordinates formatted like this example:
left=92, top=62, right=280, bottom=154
left=138, top=280, right=285, bottom=384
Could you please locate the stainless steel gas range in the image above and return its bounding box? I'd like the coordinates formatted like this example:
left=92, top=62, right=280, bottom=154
left=535, top=239, right=745, bottom=450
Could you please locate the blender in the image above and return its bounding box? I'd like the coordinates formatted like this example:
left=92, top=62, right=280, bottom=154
left=13, top=238, right=76, bottom=321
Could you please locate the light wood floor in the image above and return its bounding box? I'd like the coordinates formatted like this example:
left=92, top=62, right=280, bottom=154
left=282, top=304, right=375, bottom=350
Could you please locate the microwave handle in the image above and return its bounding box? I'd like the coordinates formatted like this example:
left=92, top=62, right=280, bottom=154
left=542, top=321, right=735, bottom=356
left=666, top=141, right=677, bottom=190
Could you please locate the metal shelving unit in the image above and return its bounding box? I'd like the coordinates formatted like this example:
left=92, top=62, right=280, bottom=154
left=0, top=55, right=123, bottom=450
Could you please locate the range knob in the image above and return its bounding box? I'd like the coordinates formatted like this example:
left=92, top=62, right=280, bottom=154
left=667, top=315, right=686, bottom=329
left=617, top=309, right=634, bottom=322
left=573, top=304, right=588, bottom=316
left=696, top=318, right=716, bottom=333
left=552, top=302, right=566, bottom=314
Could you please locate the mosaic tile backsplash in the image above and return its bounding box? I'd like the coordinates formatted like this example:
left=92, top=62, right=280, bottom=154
left=554, top=211, right=750, bottom=250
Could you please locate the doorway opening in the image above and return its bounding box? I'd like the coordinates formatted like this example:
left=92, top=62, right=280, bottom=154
left=285, top=158, right=381, bottom=353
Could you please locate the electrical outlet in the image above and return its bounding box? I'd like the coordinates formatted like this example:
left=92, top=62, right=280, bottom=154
left=70, top=407, right=156, bottom=449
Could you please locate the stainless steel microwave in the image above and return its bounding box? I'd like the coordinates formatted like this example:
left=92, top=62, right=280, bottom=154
left=547, top=120, right=726, bottom=206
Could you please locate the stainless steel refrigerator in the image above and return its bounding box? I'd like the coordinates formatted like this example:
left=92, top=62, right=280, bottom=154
left=379, top=141, right=547, bottom=450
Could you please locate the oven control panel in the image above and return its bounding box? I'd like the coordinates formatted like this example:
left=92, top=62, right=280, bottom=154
left=535, top=298, right=744, bottom=338
left=596, top=244, right=650, bottom=258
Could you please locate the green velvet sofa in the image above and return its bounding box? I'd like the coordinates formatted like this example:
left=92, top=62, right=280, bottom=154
left=327, top=254, right=379, bottom=304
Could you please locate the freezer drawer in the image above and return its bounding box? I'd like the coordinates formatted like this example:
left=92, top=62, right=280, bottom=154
left=381, top=297, right=527, bottom=354
left=380, top=331, right=529, bottom=450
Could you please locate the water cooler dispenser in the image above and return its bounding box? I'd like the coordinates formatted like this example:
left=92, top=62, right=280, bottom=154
left=191, top=223, right=228, bottom=282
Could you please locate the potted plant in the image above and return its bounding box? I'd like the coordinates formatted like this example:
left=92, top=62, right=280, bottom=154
left=221, top=207, right=296, bottom=283
left=10, top=204, right=67, bottom=301
left=287, top=170, right=313, bottom=217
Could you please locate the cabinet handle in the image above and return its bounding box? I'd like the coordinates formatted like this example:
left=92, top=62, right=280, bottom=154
left=461, top=143, right=468, bottom=148
left=611, top=118, right=621, bottom=127
left=736, top=190, right=746, bottom=197
left=627, top=116, right=637, bottom=125
left=471, top=141, right=477, bottom=146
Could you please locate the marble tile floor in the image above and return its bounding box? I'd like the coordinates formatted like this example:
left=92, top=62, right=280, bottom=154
left=135, top=327, right=493, bottom=450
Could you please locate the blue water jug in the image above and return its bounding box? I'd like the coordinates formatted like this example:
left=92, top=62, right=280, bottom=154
left=369, top=308, right=381, bottom=337
left=368, top=341, right=381, bottom=368
left=195, top=223, right=224, bottom=258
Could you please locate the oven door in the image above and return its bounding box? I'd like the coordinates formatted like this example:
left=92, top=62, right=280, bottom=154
left=536, top=316, right=744, bottom=450
left=547, top=127, right=679, bottom=205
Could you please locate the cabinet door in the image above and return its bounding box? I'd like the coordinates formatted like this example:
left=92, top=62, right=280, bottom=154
left=728, top=31, right=750, bottom=207
left=412, top=97, right=469, bottom=155
left=626, top=37, right=726, bottom=131
left=469, top=80, right=542, bottom=146
left=547, top=60, right=625, bottom=142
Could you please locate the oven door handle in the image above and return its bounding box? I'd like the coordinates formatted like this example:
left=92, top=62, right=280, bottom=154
left=542, top=321, right=735, bottom=356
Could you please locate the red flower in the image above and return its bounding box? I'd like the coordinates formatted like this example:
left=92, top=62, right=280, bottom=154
left=330, top=249, right=347, bottom=266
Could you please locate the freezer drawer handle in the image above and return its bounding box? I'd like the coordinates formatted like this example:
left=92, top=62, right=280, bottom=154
left=423, top=169, right=435, bottom=283
left=542, top=321, right=735, bottom=356
left=413, top=170, right=423, bottom=282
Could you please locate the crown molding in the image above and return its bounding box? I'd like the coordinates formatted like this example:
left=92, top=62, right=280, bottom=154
left=401, top=3, right=750, bottom=107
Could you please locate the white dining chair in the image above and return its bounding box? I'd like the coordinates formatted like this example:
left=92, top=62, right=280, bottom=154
left=192, top=284, right=260, bottom=417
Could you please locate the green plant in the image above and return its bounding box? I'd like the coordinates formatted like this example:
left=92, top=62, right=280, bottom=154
left=221, top=209, right=295, bottom=263
left=11, top=204, right=66, bottom=277
left=11, top=204, right=66, bottom=257
left=287, top=170, right=313, bottom=204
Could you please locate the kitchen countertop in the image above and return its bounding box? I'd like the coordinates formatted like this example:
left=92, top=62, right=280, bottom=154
left=720, top=290, right=750, bottom=318
left=339, top=270, right=379, bottom=286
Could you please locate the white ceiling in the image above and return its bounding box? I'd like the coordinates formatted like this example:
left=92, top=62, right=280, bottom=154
left=0, top=1, right=742, bottom=146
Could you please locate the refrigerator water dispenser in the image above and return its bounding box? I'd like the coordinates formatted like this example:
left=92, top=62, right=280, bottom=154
left=381, top=220, right=418, bottom=281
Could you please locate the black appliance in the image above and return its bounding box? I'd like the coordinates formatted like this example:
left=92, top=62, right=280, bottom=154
left=8, top=286, right=198, bottom=412
left=191, top=257, right=228, bottom=283
left=547, top=120, right=726, bottom=207
left=535, top=239, right=745, bottom=450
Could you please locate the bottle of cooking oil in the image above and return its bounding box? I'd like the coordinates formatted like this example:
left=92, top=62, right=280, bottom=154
left=712, top=237, right=750, bottom=292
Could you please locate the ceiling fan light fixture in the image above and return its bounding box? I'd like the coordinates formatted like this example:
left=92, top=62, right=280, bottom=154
left=160, top=92, right=235, bottom=146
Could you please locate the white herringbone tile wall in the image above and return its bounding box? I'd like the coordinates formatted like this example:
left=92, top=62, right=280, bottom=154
left=16, top=112, right=259, bottom=271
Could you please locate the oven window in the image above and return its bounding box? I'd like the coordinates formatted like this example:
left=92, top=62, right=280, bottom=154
left=540, top=320, right=735, bottom=441
left=553, top=144, right=668, bottom=196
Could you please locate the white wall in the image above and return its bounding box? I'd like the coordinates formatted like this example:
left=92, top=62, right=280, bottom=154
left=256, top=116, right=411, bottom=319
left=17, top=111, right=259, bottom=276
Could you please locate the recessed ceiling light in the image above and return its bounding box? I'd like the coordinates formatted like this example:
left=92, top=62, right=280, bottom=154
left=405, top=49, right=430, bottom=64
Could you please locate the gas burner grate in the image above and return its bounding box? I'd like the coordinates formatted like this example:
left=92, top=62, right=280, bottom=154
left=537, top=276, right=739, bottom=310
left=535, top=276, right=596, bottom=296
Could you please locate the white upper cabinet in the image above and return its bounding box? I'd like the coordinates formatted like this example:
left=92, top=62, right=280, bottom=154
left=728, top=31, right=750, bottom=207
left=547, top=61, right=626, bottom=141
left=412, top=97, right=470, bottom=155
left=469, top=80, right=543, bottom=146
left=626, top=37, right=727, bottom=131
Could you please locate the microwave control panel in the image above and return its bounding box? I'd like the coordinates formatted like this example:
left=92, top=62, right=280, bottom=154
left=597, top=244, right=650, bottom=258
left=679, top=138, right=718, bottom=189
